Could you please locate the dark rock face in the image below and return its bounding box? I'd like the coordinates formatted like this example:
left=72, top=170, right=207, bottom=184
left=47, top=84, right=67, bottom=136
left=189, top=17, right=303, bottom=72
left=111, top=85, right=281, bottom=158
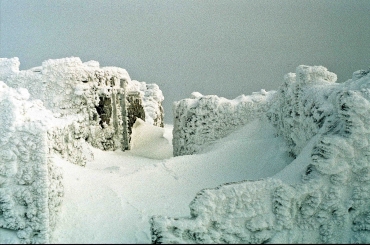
left=96, top=96, right=112, bottom=128
left=126, top=92, right=146, bottom=143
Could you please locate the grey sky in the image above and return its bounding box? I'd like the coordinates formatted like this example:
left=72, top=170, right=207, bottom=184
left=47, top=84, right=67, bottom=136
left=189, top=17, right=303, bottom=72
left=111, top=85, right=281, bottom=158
left=1, top=0, right=370, bottom=123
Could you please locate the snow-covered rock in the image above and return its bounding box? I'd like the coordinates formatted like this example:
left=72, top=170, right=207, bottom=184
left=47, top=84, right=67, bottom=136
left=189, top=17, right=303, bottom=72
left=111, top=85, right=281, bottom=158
left=0, top=57, right=165, bottom=244
left=0, top=82, right=63, bottom=244
left=0, top=57, right=164, bottom=154
left=0, top=57, right=164, bottom=153
left=151, top=65, right=370, bottom=243
left=172, top=90, right=275, bottom=156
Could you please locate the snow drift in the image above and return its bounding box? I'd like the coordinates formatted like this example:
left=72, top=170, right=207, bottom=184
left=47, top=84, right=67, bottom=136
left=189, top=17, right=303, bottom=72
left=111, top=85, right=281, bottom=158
left=151, top=65, right=370, bottom=243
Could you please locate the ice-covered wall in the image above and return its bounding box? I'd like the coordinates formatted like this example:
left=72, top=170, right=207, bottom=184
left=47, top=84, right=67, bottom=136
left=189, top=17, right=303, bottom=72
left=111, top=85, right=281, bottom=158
left=0, top=57, right=164, bottom=153
left=267, top=65, right=338, bottom=158
left=0, top=82, right=63, bottom=244
left=172, top=90, right=275, bottom=156
left=151, top=65, right=370, bottom=243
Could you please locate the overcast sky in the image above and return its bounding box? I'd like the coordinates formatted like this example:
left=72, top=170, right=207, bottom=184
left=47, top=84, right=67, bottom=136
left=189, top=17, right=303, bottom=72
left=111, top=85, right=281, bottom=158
left=1, top=0, right=370, bottom=123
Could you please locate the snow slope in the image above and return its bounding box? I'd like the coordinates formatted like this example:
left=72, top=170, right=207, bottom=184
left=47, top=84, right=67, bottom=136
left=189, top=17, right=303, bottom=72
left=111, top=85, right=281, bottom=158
left=49, top=117, right=291, bottom=244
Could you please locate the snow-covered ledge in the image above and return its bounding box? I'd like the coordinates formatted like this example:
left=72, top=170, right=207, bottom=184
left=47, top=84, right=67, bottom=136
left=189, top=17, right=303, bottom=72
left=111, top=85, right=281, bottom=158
left=151, top=65, right=370, bottom=243
left=172, top=90, right=275, bottom=156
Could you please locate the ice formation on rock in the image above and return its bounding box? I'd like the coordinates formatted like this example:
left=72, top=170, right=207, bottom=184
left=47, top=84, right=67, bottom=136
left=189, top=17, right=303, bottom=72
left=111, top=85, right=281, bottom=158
left=0, top=57, right=165, bottom=243
left=0, top=57, right=164, bottom=158
left=0, top=82, right=63, bottom=243
left=172, top=90, right=275, bottom=156
left=151, top=65, right=370, bottom=243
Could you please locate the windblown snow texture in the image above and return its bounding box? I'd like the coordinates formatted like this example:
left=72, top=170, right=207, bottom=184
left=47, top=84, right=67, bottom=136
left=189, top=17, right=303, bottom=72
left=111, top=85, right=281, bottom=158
left=151, top=65, right=370, bottom=243
left=172, top=90, right=274, bottom=156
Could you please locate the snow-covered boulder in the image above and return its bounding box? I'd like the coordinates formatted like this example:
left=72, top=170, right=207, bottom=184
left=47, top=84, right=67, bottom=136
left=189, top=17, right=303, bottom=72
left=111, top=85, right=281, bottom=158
left=151, top=65, right=370, bottom=243
left=0, top=82, right=63, bottom=244
left=172, top=90, right=275, bottom=156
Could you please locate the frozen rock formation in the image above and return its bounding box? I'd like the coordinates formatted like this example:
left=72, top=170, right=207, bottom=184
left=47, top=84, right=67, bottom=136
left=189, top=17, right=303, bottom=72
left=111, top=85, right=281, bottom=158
left=0, top=82, right=63, bottom=244
left=172, top=90, right=275, bottom=156
left=151, top=65, right=370, bottom=243
left=0, top=57, right=165, bottom=243
left=0, top=57, right=164, bottom=157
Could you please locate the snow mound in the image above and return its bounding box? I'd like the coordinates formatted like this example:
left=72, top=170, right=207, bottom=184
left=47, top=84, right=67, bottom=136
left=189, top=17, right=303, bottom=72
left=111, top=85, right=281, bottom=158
left=151, top=65, right=370, bottom=244
left=129, top=118, right=172, bottom=160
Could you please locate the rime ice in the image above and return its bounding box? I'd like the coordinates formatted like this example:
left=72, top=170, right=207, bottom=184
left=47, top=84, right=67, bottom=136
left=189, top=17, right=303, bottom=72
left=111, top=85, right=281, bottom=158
left=0, top=57, right=164, bottom=243
left=151, top=65, right=370, bottom=244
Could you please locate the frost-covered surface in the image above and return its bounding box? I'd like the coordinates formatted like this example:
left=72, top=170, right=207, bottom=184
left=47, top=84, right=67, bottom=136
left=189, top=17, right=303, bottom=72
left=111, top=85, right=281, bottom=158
left=0, top=82, right=63, bottom=244
left=151, top=65, right=370, bottom=243
left=0, top=57, right=164, bottom=153
left=172, top=90, right=275, bottom=156
left=128, top=80, right=164, bottom=127
left=0, top=57, right=165, bottom=244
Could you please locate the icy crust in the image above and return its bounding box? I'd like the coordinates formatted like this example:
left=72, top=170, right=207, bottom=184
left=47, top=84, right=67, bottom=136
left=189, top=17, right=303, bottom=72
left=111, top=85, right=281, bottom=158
left=0, top=82, right=63, bottom=244
left=151, top=65, right=370, bottom=243
left=172, top=90, right=274, bottom=156
left=0, top=57, right=164, bottom=153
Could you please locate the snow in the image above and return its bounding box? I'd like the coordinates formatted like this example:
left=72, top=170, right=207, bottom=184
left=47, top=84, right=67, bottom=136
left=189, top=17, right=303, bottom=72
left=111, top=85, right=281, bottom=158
left=172, top=90, right=275, bottom=156
left=129, top=118, right=173, bottom=160
left=2, top=56, right=370, bottom=243
left=49, top=117, right=291, bottom=244
left=0, top=57, right=164, bottom=154
left=151, top=65, right=370, bottom=244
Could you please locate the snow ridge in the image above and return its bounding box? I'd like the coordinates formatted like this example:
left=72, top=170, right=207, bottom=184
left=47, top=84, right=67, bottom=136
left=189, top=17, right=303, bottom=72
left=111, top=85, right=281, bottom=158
left=151, top=65, right=370, bottom=243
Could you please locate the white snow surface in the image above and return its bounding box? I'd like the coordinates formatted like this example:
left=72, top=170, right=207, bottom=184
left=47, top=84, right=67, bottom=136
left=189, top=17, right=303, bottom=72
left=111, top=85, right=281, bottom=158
left=48, top=117, right=291, bottom=244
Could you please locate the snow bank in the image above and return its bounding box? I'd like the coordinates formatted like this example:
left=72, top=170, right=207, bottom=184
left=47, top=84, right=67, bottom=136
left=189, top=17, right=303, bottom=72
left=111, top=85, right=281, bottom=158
left=0, top=57, right=164, bottom=153
left=0, top=82, right=63, bottom=244
left=172, top=90, right=275, bottom=156
left=151, top=65, right=370, bottom=243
